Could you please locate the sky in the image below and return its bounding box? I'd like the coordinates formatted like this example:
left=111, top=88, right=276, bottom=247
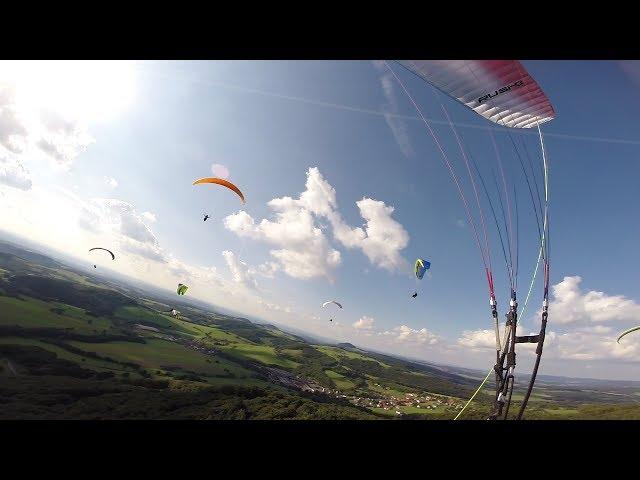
left=2, top=60, right=640, bottom=381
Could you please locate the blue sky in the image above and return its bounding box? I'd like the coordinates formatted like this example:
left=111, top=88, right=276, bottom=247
left=2, top=60, right=640, bottom=380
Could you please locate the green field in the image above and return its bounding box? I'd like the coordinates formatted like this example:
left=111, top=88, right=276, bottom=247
left=325, top=369, right=356, bottom=390
left=316, top=346, right=390, bottom=367
left=0, top=336, right=128, bottom=373
left=0, top=296, right=112, bottom=333
left=70, top=338, right=250, bottom=378
left=543, top=407, right=580, bottom=416
left=223, top=343, right=300, bottom=369
left=366, top=378, right=408, bottom=397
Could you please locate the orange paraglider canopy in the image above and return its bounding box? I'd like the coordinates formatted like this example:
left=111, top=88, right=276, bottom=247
left=192, top=177, right=245, bottom=204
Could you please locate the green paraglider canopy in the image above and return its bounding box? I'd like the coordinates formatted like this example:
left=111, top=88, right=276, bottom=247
left=177, top=283, right=188, bottom=295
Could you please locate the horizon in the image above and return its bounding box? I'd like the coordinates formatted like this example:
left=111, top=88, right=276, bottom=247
left=4, top=230, right=640, bottom=386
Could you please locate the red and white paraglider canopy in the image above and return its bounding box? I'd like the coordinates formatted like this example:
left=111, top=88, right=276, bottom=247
left=398, top=60, right=555, bottom=128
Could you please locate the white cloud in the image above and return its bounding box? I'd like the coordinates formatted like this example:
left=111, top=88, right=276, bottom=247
left=298, top=166, right=337, bottom=217
left=104, top=176, right=118, bottom=189
left=453, top=277, right=640, bottom=366
left=457, top=328, right=500, bottom=350
left=141, top=211, right=157, bottom=223
left=224, top=183, right=342, bottom=281
left=120, top=236, right=166, bottom=263
left=258, top=261, right=279, bottom=278
left=381, top=325, right=439, bottom=345
left=0, top=67, right=94, bottom=169
left=538, top=329, right=640, bottom=363
left=455, top=321, right=536, bottom=353
left=0, top=155, right=32, bottom=190
left=353, top=316, right=375, bottom=330
left=100, top=199, right=158, bottom=245
left=256, top=297, right=291, bottom=313
left=331, top=198, right=409, bottom=272
left=223, top=210, right=257, bottom=237
left=550, top=276, right=640, bottom=326
left=35, top=110, right=93, bottom=168
left=224, top=167, right=409, bottom=280
left=299, top=167, right=409, bottom=272
left=0, top=84, right=27, bottom=154
left=222, top=250, right=258, bottom=290
left=76, top=197, right=166, bottom=263
left=211, top=163, right=230, bottom=179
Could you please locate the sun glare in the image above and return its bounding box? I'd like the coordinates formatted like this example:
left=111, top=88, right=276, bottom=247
left=2, top=60, right=136, bottom=123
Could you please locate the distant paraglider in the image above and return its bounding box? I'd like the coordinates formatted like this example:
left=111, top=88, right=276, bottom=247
left=89, top=247, right=115, bottom=268
left=322, top=300, right=342, bottom=309
left=170, top=309, right=180, bottom=319
left=177, top=284, right=188, bottom=296
left=617, top=326, right=640, bottom=343
left=193, top=177, right=246, bottom=204
left=322, top=300, right=342, bottom=323
left=412, top=258, right=430, bottom=298
left=203, top=214, right=210, bottom=222
left=415, top=258, right=430, bottom=279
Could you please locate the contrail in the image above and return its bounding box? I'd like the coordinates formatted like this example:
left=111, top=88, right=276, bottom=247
left=148, top=66, right=640, bottom=147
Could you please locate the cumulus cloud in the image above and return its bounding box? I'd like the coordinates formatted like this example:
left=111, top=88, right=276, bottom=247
left=224, top=181, right=342, bottom=281
left=299, top=167, right=409, bottom=272
left=353, top=316, right=375, bottom=330
left=166, top=256, right=218, bottom=285
left=0, top=155, right=32, bottom=190
left=77, top=197, right=166, bottom=263
left=457, top=328, right=501, bottom=350
left=550, top=276, right=640, bottom=326
left=104, top=176, right=118, bottom=189
left=35, top=110, right=93, bottom=168
left=120, top=236, right=166, bottom=263
left=258, top=261, right=279, bottom=278
left=256, top=297, right=292, bottom=313
left=222, top=250, right=258, bottom=290
left=224, top=167, right=409, bottom=280
left=36, top=131, right=93, bottom=169
left=331, top=198, right=409, bottom=272
left=511, top=276, right=640, bottom=363
left=0, top=84, right=27, bottom=154
left=381, top=325, right=439, bottom=345
left=211, top=163, right=230, bottom=179
left=456, top=322, right=533, bottom=353
left=100, top=199, right=158, bottom=245
left=0, top=73, right=94, bottom=169
left=537, top=329, right=640, bottom=363
left=141, top=211, right=157, bottom=223
left=452, top=277, right=640, bottom=365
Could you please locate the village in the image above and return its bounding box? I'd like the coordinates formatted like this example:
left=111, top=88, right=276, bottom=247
left=259, top=367, right=467, bottom=415
left=157, top=335, right=466, bottom=416
left=315, top=385, right=465, bottom=416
